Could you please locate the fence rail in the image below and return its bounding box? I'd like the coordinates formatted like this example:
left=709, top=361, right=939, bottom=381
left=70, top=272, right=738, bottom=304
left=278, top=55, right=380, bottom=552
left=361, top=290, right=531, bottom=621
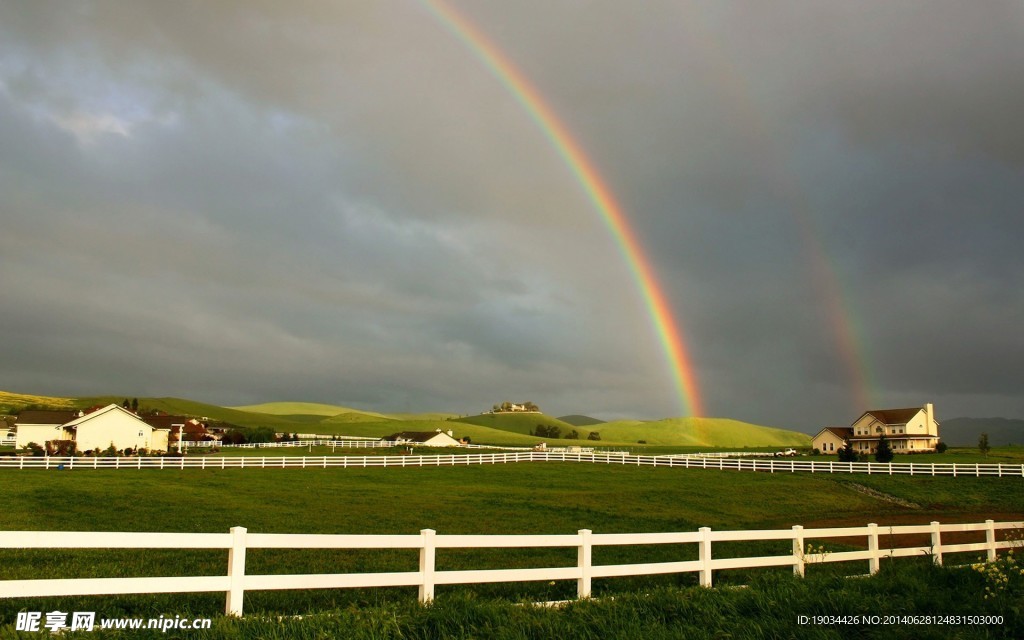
left=2, top=451, right=1024, bottom=477
left=0, top=519, right=1019, bottom=616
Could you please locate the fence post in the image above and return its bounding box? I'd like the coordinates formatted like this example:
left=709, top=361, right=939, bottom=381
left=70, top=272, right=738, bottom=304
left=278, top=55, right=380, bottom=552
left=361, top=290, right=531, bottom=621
left=578, top=529, right=593, bottom=598
left=930, top=521, right=943, bottom=566
left=226, top=526, right=247, bottom=616
left=986, top=520, right=997, bottom=562
left=792, top=525, right=805, bottom=577
left=699, top=527, right=713, bottom=587
left=867, top=523, right=880, bottom=575
left=419, top=529, right=436, bottom=603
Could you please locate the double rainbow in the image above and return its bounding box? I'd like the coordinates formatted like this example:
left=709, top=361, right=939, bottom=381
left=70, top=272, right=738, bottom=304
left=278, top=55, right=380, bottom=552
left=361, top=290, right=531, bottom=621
left=420, top=0, right=704, bottom=417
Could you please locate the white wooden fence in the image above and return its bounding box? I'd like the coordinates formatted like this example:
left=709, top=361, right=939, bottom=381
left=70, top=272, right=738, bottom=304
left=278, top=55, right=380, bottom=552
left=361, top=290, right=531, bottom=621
left=2, top=451, right=1024, bottom=477
left=0, top=519, right=1019, bottom=616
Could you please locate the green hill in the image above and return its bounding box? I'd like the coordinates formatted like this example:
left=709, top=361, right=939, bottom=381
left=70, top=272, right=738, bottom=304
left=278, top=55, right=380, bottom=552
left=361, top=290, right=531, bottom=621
left=320, top=412, right=398, bottom=424
left=231, top=402, right=391, bottom=420
left=558, top=414, right=606, bottom=427
left=0, top=390, right=807, bottom=448
left=302, top=419, right=542, bottom=446
left=454, top=412, right=587, bottom=438
left=387, top=412, right=461, bottom=421
left=0, top=390, right=78, bottom=414
left=594, top=417, right=809, bottom=447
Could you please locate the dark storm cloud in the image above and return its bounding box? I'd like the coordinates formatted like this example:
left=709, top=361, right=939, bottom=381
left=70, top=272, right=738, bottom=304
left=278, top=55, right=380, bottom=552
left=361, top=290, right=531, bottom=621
left=1, top=1, right=1022, bottom=429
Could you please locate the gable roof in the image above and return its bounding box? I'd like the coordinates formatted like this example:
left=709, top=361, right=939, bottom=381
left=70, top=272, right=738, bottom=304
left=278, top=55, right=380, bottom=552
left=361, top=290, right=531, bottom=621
left=61, top=404, right=149, bottom=429
left=141, top=415, right=193, bottom=429
left=16, top=410, right=82, bottom=425
left=813, top=426, right=853, bottom=440
left=855, top=407, right=922, bottom=426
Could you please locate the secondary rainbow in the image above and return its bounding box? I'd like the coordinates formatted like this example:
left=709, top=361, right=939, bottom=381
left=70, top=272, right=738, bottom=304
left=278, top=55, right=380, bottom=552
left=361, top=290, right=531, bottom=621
left=420, top=0, right=704, bottom=417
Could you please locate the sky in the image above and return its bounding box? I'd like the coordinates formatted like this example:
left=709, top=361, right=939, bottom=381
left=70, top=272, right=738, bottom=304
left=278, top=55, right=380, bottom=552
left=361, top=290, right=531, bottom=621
left=1, top=1, right=1022, bottom=433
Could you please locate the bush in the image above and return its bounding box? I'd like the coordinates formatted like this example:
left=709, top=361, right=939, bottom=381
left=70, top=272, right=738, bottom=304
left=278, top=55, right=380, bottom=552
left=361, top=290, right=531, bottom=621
left=533, top=425, right=562, bottom=439
left=936, top=441, right=948, bottom=453
left=837, top=439, right=857, bottom=462
left=221, top=430, right=247, bottom=445
left=875, top=434, right=894, bottom=463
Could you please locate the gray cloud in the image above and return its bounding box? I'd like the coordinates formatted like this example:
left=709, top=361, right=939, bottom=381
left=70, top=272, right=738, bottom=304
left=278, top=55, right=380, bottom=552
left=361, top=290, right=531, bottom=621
left=1, top=1, right=1022, bottom=430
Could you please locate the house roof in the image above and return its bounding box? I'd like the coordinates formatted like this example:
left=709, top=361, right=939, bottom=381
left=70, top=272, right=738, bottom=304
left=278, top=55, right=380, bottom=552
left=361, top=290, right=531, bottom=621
left=813, top=427, right=853, bottom=440
left=387, top=431, right=455, bottom=443
left=856, top=407, right=923, bottom=426
left=141, top=415, right=196, bottom=429
left=16, top=410, right=82, bottom=425
left=61, top=404, right=149, bottom=429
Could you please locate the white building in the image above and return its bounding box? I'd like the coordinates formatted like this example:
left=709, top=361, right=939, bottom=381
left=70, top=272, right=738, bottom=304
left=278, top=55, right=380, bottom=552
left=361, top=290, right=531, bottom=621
left=812, top=403, right=940, bottom=455
left=16, top=404, right=170, bottom=453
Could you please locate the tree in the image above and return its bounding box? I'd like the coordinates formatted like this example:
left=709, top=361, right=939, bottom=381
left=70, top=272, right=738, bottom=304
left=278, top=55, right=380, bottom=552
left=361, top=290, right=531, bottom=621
left=936, top=441, right=948, bottom=453
left=979, top=432, right=990, bottom=457
left=221, top=430, right=246, bottom=445
left=838, top=438, right=856, bottom=462
left=131, top=398, right=139, bottom=412
left=122, top=398, right=130, bottom=409
left=567, top=429, right=579, bottom=440
left=587, top=431, right=601, bottom=441
left=875, top=434, right=894, bottom=463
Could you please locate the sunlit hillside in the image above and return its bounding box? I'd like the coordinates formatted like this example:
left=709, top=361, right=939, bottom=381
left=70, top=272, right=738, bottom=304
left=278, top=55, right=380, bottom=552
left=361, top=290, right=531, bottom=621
left=595, top=417, right=809, bottom=447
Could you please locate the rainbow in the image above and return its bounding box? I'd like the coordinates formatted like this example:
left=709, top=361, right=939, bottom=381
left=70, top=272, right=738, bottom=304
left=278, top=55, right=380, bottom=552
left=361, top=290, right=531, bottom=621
left=419, top=0, right=704, bottom=417
left=666, top=2, right=875, bottom=411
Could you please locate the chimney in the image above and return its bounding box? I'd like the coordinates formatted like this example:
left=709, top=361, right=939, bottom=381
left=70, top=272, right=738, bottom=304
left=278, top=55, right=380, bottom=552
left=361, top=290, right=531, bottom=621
left=925, top=403, right=934, bottom=429
left=447, top=430, right=453, bottom=437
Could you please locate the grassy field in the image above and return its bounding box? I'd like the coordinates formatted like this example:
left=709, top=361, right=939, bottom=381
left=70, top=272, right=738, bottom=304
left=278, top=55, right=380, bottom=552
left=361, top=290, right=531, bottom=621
left=0, top=462, right=1021, bottom=636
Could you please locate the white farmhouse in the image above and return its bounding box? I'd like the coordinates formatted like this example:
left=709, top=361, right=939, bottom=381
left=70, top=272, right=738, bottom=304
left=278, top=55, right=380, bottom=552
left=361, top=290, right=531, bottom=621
left=16, top=404, right=170, bottom=453
left=14, top=409, right=83, bottom=450
left=387, top=429, right=461, bottom=447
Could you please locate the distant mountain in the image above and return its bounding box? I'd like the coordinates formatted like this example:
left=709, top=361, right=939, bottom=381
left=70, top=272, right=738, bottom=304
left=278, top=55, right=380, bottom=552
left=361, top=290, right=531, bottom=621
left=940, top=417, right=1024, bottom=446
left=558, top=414, right=606, bottom=427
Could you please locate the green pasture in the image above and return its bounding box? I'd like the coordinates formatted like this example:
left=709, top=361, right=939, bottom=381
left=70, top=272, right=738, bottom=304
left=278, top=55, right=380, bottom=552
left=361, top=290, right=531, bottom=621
left=0, top=463, right=1021, bottom=633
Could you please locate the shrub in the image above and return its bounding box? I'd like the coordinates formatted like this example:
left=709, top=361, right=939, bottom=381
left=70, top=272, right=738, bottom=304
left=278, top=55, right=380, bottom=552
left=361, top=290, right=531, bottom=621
left=838, top=439, right=856, bottom=462
left=221, top=430, right=247, bottom=445
left=875, top=434, right=894, bottom=463
left=47, top=440, right=77, bottom=457
left=936, top=441, right=948, bottom=453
